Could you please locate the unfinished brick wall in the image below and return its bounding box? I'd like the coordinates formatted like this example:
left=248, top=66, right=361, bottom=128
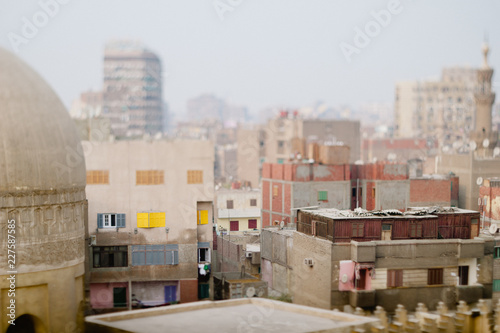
left=410, top=179, right=452, bottom=207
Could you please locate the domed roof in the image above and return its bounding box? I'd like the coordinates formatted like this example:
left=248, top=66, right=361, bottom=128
left=0, top=48, right=85, bottom=193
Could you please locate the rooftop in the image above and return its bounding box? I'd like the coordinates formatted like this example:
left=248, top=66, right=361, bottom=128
left=300, top=206, right=478, bottom=220
left=85, top=298, right=377, bottom=333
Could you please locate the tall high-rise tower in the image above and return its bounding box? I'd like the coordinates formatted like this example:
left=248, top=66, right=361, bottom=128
left=103, top=41, right=163, bottom=138
left=471, top=42, right=497, bottom=154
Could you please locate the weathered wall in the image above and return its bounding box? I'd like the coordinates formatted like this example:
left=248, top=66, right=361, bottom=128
left=292, top=181, right=350, bottom=210
left=291, top=232, right=332, bottom=309
left=410, top=178, right=453, bottom=207
left=374, top=180, right=410, bottom=211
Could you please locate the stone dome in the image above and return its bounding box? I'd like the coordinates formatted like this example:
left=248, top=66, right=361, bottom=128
left=0, top=48, right=85, bottom=193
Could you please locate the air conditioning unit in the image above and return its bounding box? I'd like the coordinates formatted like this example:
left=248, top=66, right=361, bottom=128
left=90, top=235, right=97, bottom=246
left=304, top=258, right=313, bottom=267
left=246, top=252, right=253, bottom=258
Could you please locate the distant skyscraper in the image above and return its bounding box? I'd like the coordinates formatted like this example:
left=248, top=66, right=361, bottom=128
left=103, top=40, right=163, bottom=138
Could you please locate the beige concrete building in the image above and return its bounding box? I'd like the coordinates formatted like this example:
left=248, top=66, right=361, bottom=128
left=261, top=229, right=493, bottom=313
left=85, top=139, right=214, bottom=309
left=215, top=189, right=261, bottom=234
left=395, top=67, right=477, bottom=148
left=236, top=126, right=265, bottom=188
left=265, top=113, right=361, bottom=164
left=0, top=48, right=87, bottom=332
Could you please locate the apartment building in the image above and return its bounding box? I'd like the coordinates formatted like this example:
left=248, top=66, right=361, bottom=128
left=264, top=112, right=361, bottom=164
left=85, top=140, right=214, bottom=310
left=215, top=188, right=261, bottom=234
left=103, top=41, right=163, bottom=138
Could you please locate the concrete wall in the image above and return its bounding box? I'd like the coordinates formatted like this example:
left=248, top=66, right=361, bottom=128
left=438, top=153, right=500, bottom=210
left=132, top=281, right=179, bottom=306
left=216, top=190, right=261, bottom=210
left=237, top=128, right=262, bottom=188
left=217, top=217, right=261, bottom=234
left=291, top=232, right=332, bottom=309
left=292, top=181, right=350, bottom=210
left=260, top=229, right=294, bottom=295
left=374, top=180, right=410, bottom=211
left=84, top=140, right=214, bottom=304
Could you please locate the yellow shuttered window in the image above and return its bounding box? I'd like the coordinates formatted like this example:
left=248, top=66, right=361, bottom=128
left=137, top=213, right=149, bottom=228
left=137, top=212, right=166, bottom=228
left=197, top=210, right=208, bottom=225
left=150, top=212, right=166, bottom=227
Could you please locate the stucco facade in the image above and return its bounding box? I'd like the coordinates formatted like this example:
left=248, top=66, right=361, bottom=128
left=85, top=140, right=214, bottom=309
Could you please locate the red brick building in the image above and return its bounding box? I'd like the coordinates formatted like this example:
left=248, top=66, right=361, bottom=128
left=262, top=162, right=413, bottom=228
left=409, top=175, right=459, bottom=208
left=350, top=162, right=409, bottom=211
left=261, top=163, right=351, bottom=228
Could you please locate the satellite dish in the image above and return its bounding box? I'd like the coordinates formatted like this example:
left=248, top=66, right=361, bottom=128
left=483, top=139, right=490, bottom=148
left=246, top=287, right=256, bottom=297
left=490, top=224, right=498, bottom=234
left=477, top=177, right=484, bottom=186
left=470, top=141, right=477, bottom=151
left=280, top=221, right=285, bottom=229
left=341, top=274, right=348, bottom=284
left=494, top=147, right=500, bottom=157
left=453, top=141, right=461, bottom=150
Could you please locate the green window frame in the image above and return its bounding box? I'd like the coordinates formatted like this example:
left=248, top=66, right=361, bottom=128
left=494, top=247, right=500, bottom=259
left=318, top=191, right=328, bottom=201
left=494, top=279, right=500, bottom=292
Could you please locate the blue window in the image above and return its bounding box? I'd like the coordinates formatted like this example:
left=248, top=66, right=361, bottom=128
left=132, top=244, right=178, bottom=266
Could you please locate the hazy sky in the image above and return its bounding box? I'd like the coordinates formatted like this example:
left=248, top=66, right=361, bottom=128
left=0, top=0, right=499, bottom=119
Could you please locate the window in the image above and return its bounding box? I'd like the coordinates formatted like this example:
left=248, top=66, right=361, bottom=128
left=458, top=266, right=469, bottom=286
left=387, top=270, right=403, bottom=287
left=428, top=268, right=443, bottom=285
left=187, top=170, right=203, bottom=184
left=494, top=279, right=500, bottom=292
left=352, top=223, right=364, bottom=237
left=137, top=212, right=166, bottom=228
left=93, top=246, right=128, bottom=268
left=136, top=170, right=164, bottom=185
left=277, top=140, right=285, bottom=154
left=87, top=170, right=109, bottom=184
left=226, top=200, right=234, bottom=209
left=98, top=213, right=126, bottom=228
left=250, top=199, right=257, bottom=207
left=495, top=247, right=500, bottom=259
left=131, top=244, right=179, bottom=266
left=198, top=248, right=210, bottom=263
left=273, top=185, right=278, bottom=198
left=248, top=219, right=257, bottom=229
left=372, top=188, right=376, bottom=198
left=197, top=210, right=208, bottom=225
left=318, top=191, right=328, bottom=201
left=410, top=223, right=423, bottom=238
left=230, top=221, right=239, bottom=231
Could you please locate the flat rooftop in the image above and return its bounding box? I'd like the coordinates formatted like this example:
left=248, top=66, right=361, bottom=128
left=85, top=298, right=377, bottom=333
left=300, top=206, right=478, bottom=220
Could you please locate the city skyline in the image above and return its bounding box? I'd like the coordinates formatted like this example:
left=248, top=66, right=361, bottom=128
left=0, top=0, right=498, bottom=119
